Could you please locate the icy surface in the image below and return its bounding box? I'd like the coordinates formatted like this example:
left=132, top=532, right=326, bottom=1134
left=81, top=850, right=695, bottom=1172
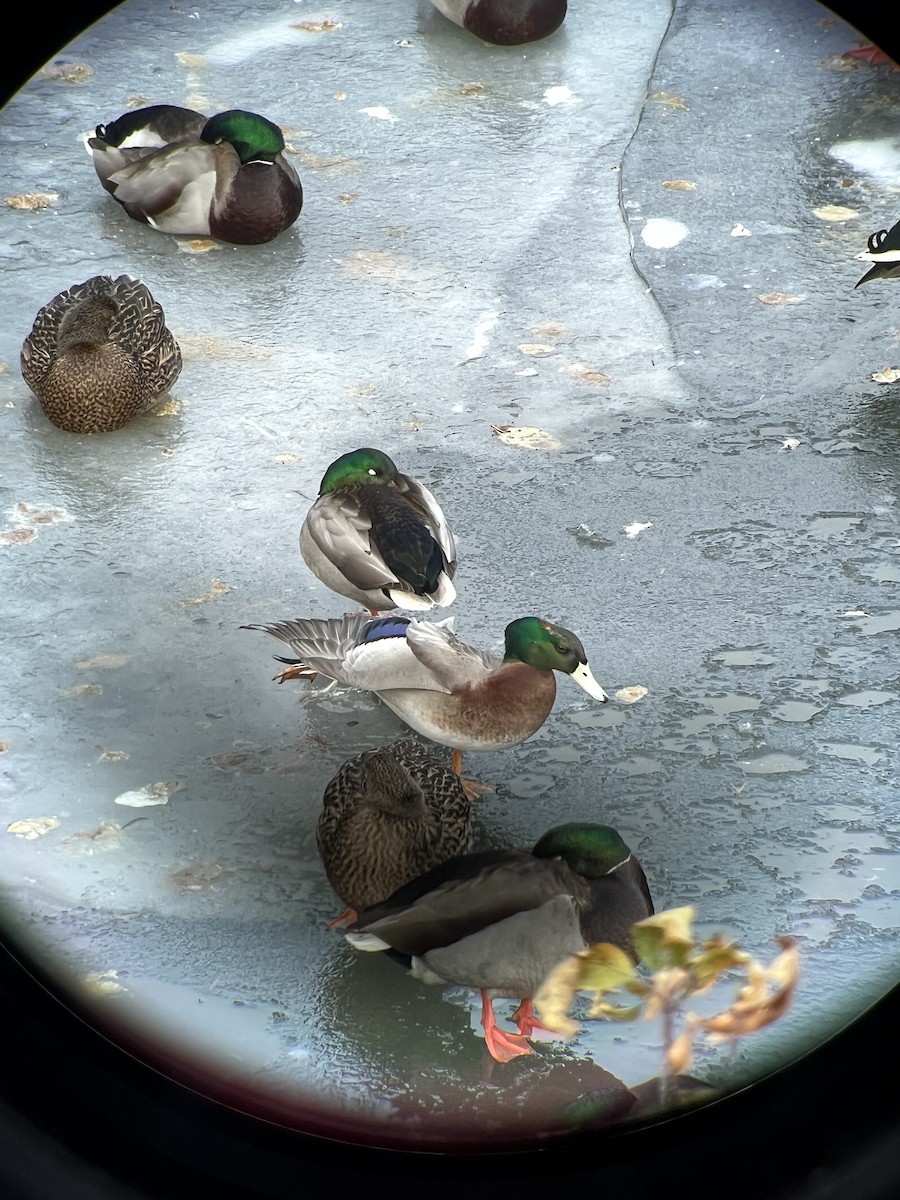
left=0, top=0, right=898, bottom=1151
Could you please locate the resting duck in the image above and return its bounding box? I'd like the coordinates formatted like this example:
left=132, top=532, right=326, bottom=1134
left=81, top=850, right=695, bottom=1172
left=20, top=275, right=182, bottom=433
left=855, top=217, right=900, bottom=286
left=317, top=738, right=474, bottom=928
left=429, top=0, right=567, bottom=45
left=345, top=822, right=654, bottom=1062
left=85, top=104, right=302, bottom=245
left=242, top=613, right=608, bottom=790
left=300, top=447, right=457, bottom=614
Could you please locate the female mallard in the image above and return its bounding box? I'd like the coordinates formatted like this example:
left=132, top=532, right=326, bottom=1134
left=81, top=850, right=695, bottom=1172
left=242, top=613, right=608, bottom=790
left=85, top=104, right=302, bottom=245
left=20, top=275, right=182, bottom=434
left=300, top=447, right=457, bottom=614
left=429, top=0, right=567, bottom=45
left=346, top=822, right=654, bottom=1062
left=855, top=217, right=900, bottom=287
left=317, top=738, right=474, bottom=928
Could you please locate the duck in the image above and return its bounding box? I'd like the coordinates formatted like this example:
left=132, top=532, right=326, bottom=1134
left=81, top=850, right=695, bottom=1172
left=20, top=275, right=182, bottom=434
left=345, top=822, right=654, bottom=1063
left=242, top=612, right=608, bottom=795
left=429, top=0, right=567, bottom=45
left=299, top=447, right=457, bottom=615
left=85, top=104, right=302, bottom=245
left=317, top=738, right=474, bottom=928
left=855, top=217, right=900, bottom=286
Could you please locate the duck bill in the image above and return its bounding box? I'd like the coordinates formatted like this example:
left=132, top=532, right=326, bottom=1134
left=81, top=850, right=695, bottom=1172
left=570, top=661, right=609, bottom=703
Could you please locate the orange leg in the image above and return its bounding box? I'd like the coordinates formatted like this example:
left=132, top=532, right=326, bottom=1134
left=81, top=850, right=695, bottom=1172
left=480, top=991, right=533, bottom=1062
left=325, top=907, right=358, bottom=930
left=451, top=748, right=495, bottom=801
left=511, top=998, right=565, bottom=1039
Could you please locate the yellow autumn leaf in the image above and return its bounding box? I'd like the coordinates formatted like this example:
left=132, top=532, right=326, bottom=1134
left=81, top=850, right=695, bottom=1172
left=491, top=425, right=563, bottom=450
left=532, top=955, right=582, bottom=1036
left=697, top=937, right=799, bottom=1041
left=633, top=905, right=696, bottom=971
left=4, top=193, right=59, bottom=210
left=663, top=180, right=696, bottom=190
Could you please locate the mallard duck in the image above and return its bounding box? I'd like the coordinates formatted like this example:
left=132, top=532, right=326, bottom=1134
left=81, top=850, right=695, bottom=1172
left=85, top=104, right=302, bottom=245
left=429, top=0, right=567, bottom=45
left=20, top=275, right=182, bottom=434
left=242, top=613, right=608, bottom=789
left=300, top=447, right=457, bottom=614
left=317, top=738, right=474, bottom=928
left=855, top=217, right=900, bottom=286
left=346, top=822, right=654, bottom=1062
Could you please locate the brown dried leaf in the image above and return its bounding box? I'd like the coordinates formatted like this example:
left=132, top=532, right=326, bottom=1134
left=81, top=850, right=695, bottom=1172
left=40, top=61, right=94, bottom=83
left=615, top=685, right=648, bottom=704
left=96, top=749, right=129, bottom=763
left=180, top=579, right=231, bottom=606
left=666, top=1023, right=696, bottom=1074
left=291, top=19, right=343, bottom=32
left=153, top=398, right=180, bottom=416
left=566, top=364, right=612, bottom=386
left=663, top=179, right=696, bottom=190
left=177, top=238, right=220, bottom=253
left=11, top=503, right=71, bottom=524
left=872, top=367, right=900, bottom=384
left=756, top=292, right=807, bottom=305
left=75, top=654, right=132, bottom=670
left=4, top=193, right=59, bottom=210
left=295, top=150, right=357, bottom=172
left=58, top=683, right=102, bottom=698
left=517, top=343, right=557, bottom=357
left=530, top=322, right=568, bottom=339
left=339, top=192, right=359, bottom=203
left=114, top=781, right=182, bottom=808
left=698, top=937, right=800, bottom=1041
left=0, top=528, right=37, bottom=546
left=650, top=91, right=688, bottom=110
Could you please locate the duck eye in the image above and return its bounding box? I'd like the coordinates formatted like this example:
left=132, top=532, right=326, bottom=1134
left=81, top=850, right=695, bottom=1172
left=367, top=468, right=377, bottom=476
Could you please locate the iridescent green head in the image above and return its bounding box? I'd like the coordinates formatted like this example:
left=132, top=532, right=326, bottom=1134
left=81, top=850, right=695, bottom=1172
left=532, top=823, right=632, bottom=878
left=318, top=448, right=399, bottom=495
left=502, top=617, right=608, bottom=701
left=201, top=110, right=286, bottom=163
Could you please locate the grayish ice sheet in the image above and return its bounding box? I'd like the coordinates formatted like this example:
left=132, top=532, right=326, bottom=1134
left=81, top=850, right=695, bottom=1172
left=0, top=0, right=898, bottom=1150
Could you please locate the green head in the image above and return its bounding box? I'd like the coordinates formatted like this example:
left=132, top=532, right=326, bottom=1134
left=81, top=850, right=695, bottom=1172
left=201, top=110, right=286, bottom=163
left=318, top=448, right=399, bottom=495
left=502, top=617, right=608, bottom=701
left=532, top=823, right=633, bottom=878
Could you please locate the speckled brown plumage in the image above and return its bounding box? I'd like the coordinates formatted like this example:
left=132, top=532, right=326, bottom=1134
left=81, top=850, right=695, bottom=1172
left=20, top=275, right=182, bottom=433
left=317, top=738, right=475, bottom=913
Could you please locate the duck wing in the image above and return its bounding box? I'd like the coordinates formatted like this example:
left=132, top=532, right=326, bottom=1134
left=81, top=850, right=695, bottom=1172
left=105, top=276, right=182, bottom=395
left=106, top=142, right=221, bottom=228
left=403, top=618, right=499, bottom=691
left=395, top=472, right=457, bottom=576
left=348, top=851, right=588, bottom=958
left=303, top=489, right=407, bottom=593
left=21, top=276, right=114, bottom=387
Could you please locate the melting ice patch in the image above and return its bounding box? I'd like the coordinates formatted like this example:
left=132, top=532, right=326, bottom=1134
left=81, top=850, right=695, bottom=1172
left=828, top=139, right=900, bottom=188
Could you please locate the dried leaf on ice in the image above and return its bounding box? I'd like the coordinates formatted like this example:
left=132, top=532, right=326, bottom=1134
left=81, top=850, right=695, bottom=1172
left=565, top=364, right=612, bottom=386
left=175, top=52, right=206, bottom=68
left=291, top=19, right=343, bottom=32
left=153, top=398, right=180, bottom=416
left=491, top=425, right=563, bottom=450
left=4, top=192, right=59, bottom=210
left=756, top=292, right=807, bottom=305
left=40, top=61, right=94, bottom=83
left=0, top=528, right=37, bottom=546
left=517, top=343, right=557, bottom=357
left=180, top=579, right=231, bottom=606
left=96, top=749, right=129, bottom=763
left=58, top=683, right=102, bottom=698
left=871, top=367, right=900, bottom=384
left=7, top=817, right=60, bottom=840
left=75, top=654, right=132, bottom=670
left=812, top=204, right=857, bottom=222
left=649, top=92, right=688, bottom=110
left=177, top=238, right=220, bottom=254
left=114, top=781, right=182, bottom=808
left=663, top=180, right=696, bottom=190
left=10, top=503, right=72, bottom=524
left=530, top=322, right=568, bottom=339
left=615, top=685, right=649, bottom=704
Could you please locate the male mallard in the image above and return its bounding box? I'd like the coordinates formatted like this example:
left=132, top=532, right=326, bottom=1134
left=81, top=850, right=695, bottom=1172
left=85, top=104, right=302, bottom=245
left=300, top=447, right=457, bottom=614
left=346, top=822, right=654, bottom=1062
left=242, top=612, right=608, bottom=790
left=855, top=217, right=900, bottom=286
left=20, top=275, right=182, bottom=434
left=429, top=0, right=567, bottom=45
left=317, top=738, right=474, bottom=927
